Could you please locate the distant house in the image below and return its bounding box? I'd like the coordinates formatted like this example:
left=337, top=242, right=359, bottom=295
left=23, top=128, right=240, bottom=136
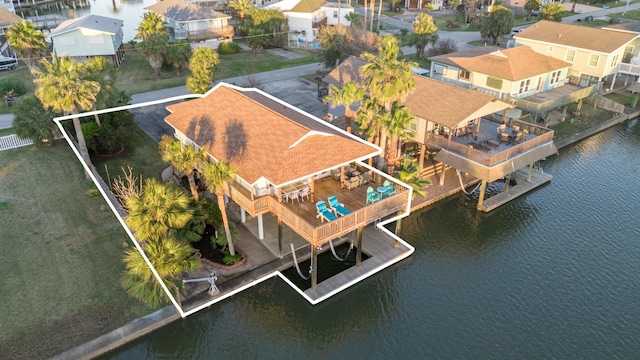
left=145, top=0, right=233, bottom=42
left=0, top=8, right=23, bottom=57
left=265, top=0, right=353, bottom=45
left=405, top=0, right=443, bottom=11
left=515, top=20, right=640, bottom=89
left=50, top=15, right=125, bottom=68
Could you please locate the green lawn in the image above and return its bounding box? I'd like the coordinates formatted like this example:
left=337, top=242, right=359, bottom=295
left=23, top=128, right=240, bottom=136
left=550, top=101, right=617, bottom=140
left=0, top=62, right=35, bottom=115
left=0, top=143, right=150, bottom=359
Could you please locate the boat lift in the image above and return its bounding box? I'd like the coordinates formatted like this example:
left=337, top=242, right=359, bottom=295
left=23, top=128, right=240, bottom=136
left=182, top=273, right=220, bottom=296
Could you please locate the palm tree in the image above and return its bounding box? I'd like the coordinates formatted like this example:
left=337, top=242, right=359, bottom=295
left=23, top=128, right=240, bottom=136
left=84, top=56, right=118, bottom=126
left=121, top=234, right=200, bottom=308
left=323, top=82, right=366, bottom=133
left=165, top=39, right=192, bottom=76
left=384, top=102, right=415, bottom=174
left=6, top=20, right=47, bottom=72
left=159, top=135, right=208, bottom=201
left=135, top=13, right=169, bottom=79
left=228, top=0, right=254, bottom=26
left=32, top=55, right=101, bottom=170
left=344, top=12, right=362, bottom=28
left=410, top=13, right=439, bottom=58
left=201, top=161, right=238, bottom=256
left=186, top=46, right=220, bottom=94
left=13, top=96, right=59, bottom=144
left=397, top=158, right=430, bottom=198
left=360, top=36, right=417, bottom=166
left=124, top=178, right=195, bottom=242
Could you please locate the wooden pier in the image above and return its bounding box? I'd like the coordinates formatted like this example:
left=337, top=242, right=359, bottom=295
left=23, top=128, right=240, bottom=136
left=477, top=167, right=553, bottom=212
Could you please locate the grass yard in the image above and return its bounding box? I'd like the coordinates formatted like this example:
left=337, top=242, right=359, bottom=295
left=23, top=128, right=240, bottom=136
left=0, top=62, right=36, bottom=115
left=213, top=49, right=319, bottom=81
left=550, top=101, right=617, bottom=140
left=0, top=143, right=150, bottom=359
left=92, top=123, right=167, bottom=184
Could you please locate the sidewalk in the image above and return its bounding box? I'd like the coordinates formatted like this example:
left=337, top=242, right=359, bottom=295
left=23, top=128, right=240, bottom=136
left=0, top=113, right=14, bottom=130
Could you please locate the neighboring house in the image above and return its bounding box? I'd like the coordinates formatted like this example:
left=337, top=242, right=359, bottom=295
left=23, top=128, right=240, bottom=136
left=265, top=0, right=353, bottom=45
left=515, top=20, right=640, bottom=89
left=0, top=0, right=15, bottom=14
left=163, top=82, right=411, bottom=290
left=49, top=15, right=125, bottom=68
left=145, top=0, right=233, bottom=42
left=428, top=45, right=597, bottom=123
left=0, top=8, right=22, bottom=57
left=323, top=57, right=557, bottom=211
left=405, top=0, right=443, bottom=11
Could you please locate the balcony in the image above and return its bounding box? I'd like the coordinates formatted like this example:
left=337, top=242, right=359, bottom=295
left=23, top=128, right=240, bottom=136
left=509, top=83, right=601, bottom=115
left=619, top=62, right=640, bottom=76
left=228, top=175, right=409, bottom=246
left=174, top=25, right=234, bottom=41
left=312, top=17, right=327, bottom=29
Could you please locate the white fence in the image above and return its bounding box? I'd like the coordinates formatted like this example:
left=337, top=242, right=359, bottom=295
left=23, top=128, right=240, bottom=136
left=0, top=134, right=33, bottom=151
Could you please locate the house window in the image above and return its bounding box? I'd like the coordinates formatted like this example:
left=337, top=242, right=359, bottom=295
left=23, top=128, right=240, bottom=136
left=409, top=118, right=418, bottom=132
left=459, top=69, right=470, bottom=80
left=333, top=10, right=338, bottom=18
left=550, top=71, right=561, bottom=84
left=486, top=76, right=502, bottom=89
left=547, top=46, right=553, bottom=52
left=58, top=37, right=76, bottom=46
left=565, top=49, right=575, bottom=62
left=433, top=64, right=447, bottom=75
left=624, top=45, right=634, bottom=62
left=88, top=36, right=105, bottom=45
left=518, top=79, right=530, bottom=94
left=588, top=54, right=600, bottom=67
left=611, top=54, right=619, bottom=67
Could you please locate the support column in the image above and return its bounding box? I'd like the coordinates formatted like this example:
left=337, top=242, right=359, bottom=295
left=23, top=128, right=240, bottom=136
left=309, top=176, right=315, bottom=203
left=439, top=162, right=446, bottom=185
left=609, top=73, right=617, bottom=91
left=311, top=245, right=318, bottom=289
left=501, top=110, right=508, bottom=124
left=240, top=208, right=246, bottom=223
left=418, top=145, right=426, bottom=171
left=527, top=163, right=534, bottom=182
left=395, top=210, right=402, bottom=235
left=477, top=180, right=487, bottom=208
left=340, top=166, right=345, bottom=189
left=561, top=106, right=568, bottom=122
left=504, top=173, right=512, bottom=193
left=277, top=217, right=283, bottom=258
left=257, top=214, right=264, bottom=240
left=576, top=98, right=583, bottom=116
left=356, top=227, right=363, bottom=266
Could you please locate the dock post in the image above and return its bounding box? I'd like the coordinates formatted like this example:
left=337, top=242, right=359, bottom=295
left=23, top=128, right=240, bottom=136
left=311, top=245, right=318, bottom=289
left=394, top=210, right=402, bottom=235
left=504, top=173, right=512, bottom=193
left=477, top=180, right=487, bottom=209
left=439, top=162, right=446, bottom=185
left=527, top=163, right=534, bottom=181
left=277, top=217, right=283, bottom=258
left=356, top=227, right=363, bottom=266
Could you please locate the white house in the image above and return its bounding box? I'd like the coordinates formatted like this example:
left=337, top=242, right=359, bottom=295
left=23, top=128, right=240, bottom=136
left=266, top=0, right=353, bottom=44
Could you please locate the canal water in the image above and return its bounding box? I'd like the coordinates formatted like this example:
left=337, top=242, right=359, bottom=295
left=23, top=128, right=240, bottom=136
left=100, top=121, right=640, bottom=359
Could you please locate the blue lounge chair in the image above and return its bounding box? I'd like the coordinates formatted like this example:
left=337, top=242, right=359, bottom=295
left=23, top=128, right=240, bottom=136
left=328, top=195, right=351, bottom=216
left=383, top=180, right=396, bottom=197
left=316, top=201, right=338, bottom=222
left=366, top=186, right=381, bottom=205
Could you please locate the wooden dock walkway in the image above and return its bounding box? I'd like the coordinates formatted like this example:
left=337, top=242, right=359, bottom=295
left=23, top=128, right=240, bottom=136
left=477, top=168, right=553, bottom=212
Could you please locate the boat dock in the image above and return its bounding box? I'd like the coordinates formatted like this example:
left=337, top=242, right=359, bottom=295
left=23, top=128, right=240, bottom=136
left=477, top=167, right=553, bottom=212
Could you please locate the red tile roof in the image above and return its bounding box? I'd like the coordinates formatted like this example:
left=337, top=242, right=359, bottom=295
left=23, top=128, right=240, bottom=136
left=164, top=84, right=379, bottom=186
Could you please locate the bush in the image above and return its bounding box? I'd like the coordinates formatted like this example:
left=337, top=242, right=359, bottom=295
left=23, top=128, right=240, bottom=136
left=0, top=78, right=26, bottom=97
left=218, top=41, right=241, bottom=54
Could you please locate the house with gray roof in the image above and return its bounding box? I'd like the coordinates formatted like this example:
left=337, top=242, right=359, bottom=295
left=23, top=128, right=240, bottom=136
left=50, top=14, right=125, bottom=68
left=145, top=0, right=233, bottom=42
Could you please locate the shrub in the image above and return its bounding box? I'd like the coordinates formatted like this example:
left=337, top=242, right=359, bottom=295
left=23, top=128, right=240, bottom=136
left=217, top=41, right=241, bottom=54
left=0, top=78, right=26, bottom=97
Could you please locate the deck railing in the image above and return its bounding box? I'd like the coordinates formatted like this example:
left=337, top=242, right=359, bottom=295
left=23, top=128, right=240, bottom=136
left=512, top=83, right=600, bottom=113
left=228, top=182, right=409, bottom=246
left=619, top=62, right=640, bottom=76
left=174, top=25, right=234, bottom=40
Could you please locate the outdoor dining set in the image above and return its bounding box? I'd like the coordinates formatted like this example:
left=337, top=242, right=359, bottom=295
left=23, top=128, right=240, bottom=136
left=366, top=180, right=396, bottom=205
left=497, top=124, right=528, bottom=144
left=281, top=182, right=310, bottom=203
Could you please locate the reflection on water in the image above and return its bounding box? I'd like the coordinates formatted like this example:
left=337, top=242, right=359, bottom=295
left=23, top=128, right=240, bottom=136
left=100, top=123, right=640, bottom=359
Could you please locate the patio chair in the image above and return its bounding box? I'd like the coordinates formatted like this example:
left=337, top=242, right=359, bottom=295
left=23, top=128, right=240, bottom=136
left=299, top=186, right=310, bottom=201
left=328, top=195, right=351, bottom=216
left=366, top=186, right=381, bottom=205
left=316, top=201, right=337, bottom=222
left=288, top=190, right=300, bottom=203
left=514, top=131, right=525, bottom=142
left=500, top=131, right=510, bottom=142
left=383, top=180, right=396, bottom=197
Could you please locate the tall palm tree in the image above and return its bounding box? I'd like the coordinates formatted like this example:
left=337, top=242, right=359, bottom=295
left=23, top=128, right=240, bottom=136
left=201, top=161, right=238, bottom=256
left=360, top=36, right=417, bottom=166
left=410, top=12, right=439, bottom=59
left=6, top=20, right=47, bottom=72
left=121, top=234, right=200, bottom=308
left=383, top=102, right=415, bottom=174
left=32, top=55, right=101, bottom=170
left=186, top=46, right=220, bottom=94
left=124, top=178, right=195, bottom=242
left=84, top=56, right=118, bottom=126
left=228, top=0, right=254, bottom=26
left=135, top=13, right=169, bottom=79
left=165, top=39, right=192, bottom=76
left=323, top=82, right=366, bottom=133
left=159, top=135, right=208, bottom=201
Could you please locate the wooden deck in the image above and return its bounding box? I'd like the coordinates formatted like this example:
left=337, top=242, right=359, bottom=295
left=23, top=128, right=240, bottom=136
left=477, top=168, right=553, bottom=212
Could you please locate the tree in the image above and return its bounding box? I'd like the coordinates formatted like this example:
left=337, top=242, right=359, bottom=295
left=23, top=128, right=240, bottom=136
left=32, top=55, right=101, bottom=171
left=124, top=178, right=195, bottom=242
left=410, top=12, right=439, bottom=59
left=479, top=5, right=514, bottom=45
left=524, top=0, right=541, bottom=19
left=6, top=20, right=47, bottom=72
left=186, top=46, right=220, bottom=94
left=318, top=25, right=351, bottom=68
left=541, top=3, right=565, bottom=21
left=323, top=82, right=366, bottom=133
left=383, top=102, right=415, bottom=174
left=360, top=35, right=416, bottom=167
left=121, top=234, right=200, bottom=308
left=246, top=28, right=268, bottom=54
left=397, top=158, right=430, bottom=197
left=201, top=161, right=238, bottom=256
left=159, top=135, right=208, bottom=201
left=165, top=39, right=193, bottom=76
left=135, top=13, right=169, bottom=79
left=344, top=12, right=362, bottom=28
left=13, top=96, right=59, bottom=144
left=228, top=0, right=254, bottom=26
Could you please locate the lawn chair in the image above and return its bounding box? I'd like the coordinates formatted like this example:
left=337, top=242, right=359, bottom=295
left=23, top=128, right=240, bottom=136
left=500, top=131, right=510, bottom=142
left=328, top=195, right=351, bottom=216
left=383, top=180, right=396, bottom=197
left=299, top=186, right=310, bottom=201
left=316, top=201, right=337, bottom=222
left=366, top=186, right=381, bottom=205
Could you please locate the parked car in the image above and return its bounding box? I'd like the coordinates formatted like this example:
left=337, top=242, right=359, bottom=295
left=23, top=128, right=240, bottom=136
left=0, top=57, right=18, bottom=71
